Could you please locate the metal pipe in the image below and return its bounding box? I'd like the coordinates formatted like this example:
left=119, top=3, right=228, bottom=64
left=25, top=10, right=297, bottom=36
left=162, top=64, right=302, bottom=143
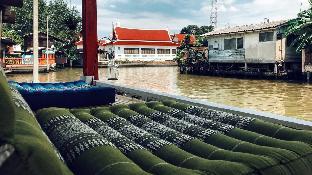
left=33, top=0, right=39, bottom=82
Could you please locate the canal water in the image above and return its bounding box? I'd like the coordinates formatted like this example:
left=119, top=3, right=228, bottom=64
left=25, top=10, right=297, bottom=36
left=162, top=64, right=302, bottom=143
left=7, top=66, right=312, bottom=121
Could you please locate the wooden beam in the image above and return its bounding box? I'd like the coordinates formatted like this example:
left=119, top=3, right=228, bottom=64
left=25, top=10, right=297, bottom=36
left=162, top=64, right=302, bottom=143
left=82, top=0, right=99, bottom=80
left=0, top=0, right=23, bottom=7
left=2, top=7, right=16, bottom=24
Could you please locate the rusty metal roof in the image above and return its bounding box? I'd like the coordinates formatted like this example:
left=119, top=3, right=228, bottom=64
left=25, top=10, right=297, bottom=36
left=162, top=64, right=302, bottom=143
left=202, top=20, right=288, bottom=37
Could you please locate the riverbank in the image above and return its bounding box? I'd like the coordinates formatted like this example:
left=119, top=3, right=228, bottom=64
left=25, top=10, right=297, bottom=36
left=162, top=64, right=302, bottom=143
left=75, top=60, right=178, bottom=68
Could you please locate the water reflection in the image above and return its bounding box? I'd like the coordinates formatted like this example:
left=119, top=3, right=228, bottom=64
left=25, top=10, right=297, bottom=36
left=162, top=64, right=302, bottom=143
left=7, top=67, right=312, bottom=121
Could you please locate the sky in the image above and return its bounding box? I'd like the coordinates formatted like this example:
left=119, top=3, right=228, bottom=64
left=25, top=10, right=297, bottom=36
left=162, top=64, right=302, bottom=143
left=69, top=0, right=311, bottom=37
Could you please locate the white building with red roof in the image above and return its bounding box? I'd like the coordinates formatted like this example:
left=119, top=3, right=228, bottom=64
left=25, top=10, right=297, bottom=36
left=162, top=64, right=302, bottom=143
left=104, top=26, right=180, bottom=61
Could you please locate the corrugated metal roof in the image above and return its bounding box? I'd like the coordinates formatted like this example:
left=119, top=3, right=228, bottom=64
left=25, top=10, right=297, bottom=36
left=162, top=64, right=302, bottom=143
left=202, top=20, right=288, bottom=37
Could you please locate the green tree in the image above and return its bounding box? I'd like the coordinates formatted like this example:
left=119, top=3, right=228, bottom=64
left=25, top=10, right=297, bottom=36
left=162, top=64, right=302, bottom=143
left=286, top=0, right=312, bottom=52
left=3, top=0, right=47, bottom=40
left=2, top=0, right=81, bottom=49
left=2, top=28, right=23, bottom=44
left=180, top=25, right=200, bottom=35
left=46, top=0, right=81, bottom=43
left=196, top=36, right=209, bottom=47
left=199, top=26, right=214, bottom=35
left=180, top=25, right=214, bottom=35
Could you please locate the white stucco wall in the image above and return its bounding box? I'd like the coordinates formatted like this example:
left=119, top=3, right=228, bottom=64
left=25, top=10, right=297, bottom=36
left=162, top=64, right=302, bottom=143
left=104, top=45, right=177, bottom=61
left=207, top=30, right=279, bottom=63
left=244, top=31, right=276, bottom=63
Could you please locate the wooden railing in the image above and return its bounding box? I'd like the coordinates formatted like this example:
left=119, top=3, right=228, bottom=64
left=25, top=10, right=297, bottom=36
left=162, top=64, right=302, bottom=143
left=3, top=57, right=56, bottom=67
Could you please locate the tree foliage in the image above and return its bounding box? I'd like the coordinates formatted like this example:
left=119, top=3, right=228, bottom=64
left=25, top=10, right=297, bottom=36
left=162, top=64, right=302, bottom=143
left=286, top=1, right=312, bottom=52
left=180, top=25, right=214, bottom=36
left=2, top=0, right=81, bottom=47
left=2, top=28, right=23, bottom=44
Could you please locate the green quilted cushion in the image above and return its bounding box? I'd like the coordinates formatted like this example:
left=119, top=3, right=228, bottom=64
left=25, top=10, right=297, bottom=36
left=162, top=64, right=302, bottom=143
left=36, top=108, right=150, bottom=175
left=0, top=69, right=15, bottom=143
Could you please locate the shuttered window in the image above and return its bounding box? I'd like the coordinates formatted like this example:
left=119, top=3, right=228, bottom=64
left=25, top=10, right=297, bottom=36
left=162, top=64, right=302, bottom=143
left=124, top=48, right=139, bottom=54
left=157, top=49, right=170, bottom=54
left=141, top=48, right=156, bottom=54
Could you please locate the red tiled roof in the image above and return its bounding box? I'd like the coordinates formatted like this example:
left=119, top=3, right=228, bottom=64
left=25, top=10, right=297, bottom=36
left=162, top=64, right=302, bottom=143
left=98, top=40, right=108, bottom=46
left=174, top=34, right=196, bottom=44
left=107, top=41, right=179, bottom=46
left=114, top=27, right=171, bottom=41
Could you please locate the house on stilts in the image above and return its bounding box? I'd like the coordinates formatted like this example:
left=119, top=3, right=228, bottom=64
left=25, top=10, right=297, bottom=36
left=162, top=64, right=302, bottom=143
left=201, top=20, right=303, bottom=77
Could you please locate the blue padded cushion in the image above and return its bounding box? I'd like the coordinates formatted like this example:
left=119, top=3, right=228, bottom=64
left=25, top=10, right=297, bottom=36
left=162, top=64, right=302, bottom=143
left=9, top=81, right=115, bottom=111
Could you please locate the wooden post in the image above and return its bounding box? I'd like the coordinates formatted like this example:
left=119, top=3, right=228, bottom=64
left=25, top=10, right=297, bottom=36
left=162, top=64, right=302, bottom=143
left=82, top=0, right=99, bottom=80
left=302, top=49, right=306, bottom=73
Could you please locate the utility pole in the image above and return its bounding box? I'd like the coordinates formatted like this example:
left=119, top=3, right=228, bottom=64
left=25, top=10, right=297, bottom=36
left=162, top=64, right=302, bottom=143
left=210, top=0, right=218, bottom=29
left=33, top=0, right=39, bottom=82
left=46, top=15, right=49, bottom=71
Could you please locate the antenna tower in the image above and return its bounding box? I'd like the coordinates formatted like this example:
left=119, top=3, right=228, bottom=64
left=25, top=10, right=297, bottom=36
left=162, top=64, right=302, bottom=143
left=210, top=0, right=218, bottom=29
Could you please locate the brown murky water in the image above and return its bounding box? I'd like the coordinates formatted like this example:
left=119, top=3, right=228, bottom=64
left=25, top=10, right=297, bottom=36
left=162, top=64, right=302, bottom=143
left=7, top=67, right=312, bottom=121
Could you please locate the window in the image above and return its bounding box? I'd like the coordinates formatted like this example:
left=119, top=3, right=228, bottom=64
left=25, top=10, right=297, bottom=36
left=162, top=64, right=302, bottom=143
left=213, top=41, right=219, bottom=50
left=124, top=48, right=139, bottom=54
left=276, top=33, right=283, bottom=40
left=259, top=32, right=274, bottom=42
left=237, top=37, right=244, bottom=49
left=224, top=38, right=236, bottom=50
left=172, top=49, right=177, bottom=54
left=141, top=48, right=155, bottom=54
left=157, top=49, right=170, bottom=54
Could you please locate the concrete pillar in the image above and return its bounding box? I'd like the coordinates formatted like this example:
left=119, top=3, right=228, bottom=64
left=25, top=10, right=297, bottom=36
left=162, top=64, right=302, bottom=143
left=82, top=0, right=99, bottom=80
left=33, top=0, right=39, bottom=83
left=0, top=9, right=2, bottom=61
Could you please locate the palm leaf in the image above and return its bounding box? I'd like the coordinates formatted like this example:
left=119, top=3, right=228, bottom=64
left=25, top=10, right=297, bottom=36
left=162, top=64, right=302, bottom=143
left=286, top=4, right=312, bottom=52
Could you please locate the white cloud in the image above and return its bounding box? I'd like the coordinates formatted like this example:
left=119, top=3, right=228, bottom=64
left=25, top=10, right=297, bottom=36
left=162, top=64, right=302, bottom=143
left=217, top=0, right=310, bottom=27
left=70, top=0, right=311, bottom=36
